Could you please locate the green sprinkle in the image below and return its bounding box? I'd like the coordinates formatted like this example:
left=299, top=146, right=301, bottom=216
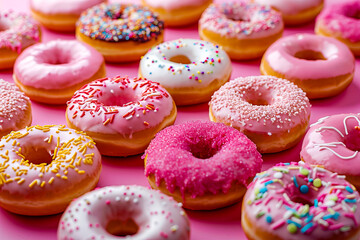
left=301, top=204, right=310, bottom=215
left=329, top=195, right=338, bottom=202
left=287, top=223, right=298, bottom=234
left=300, top=167, right=309, bottom=176
left=340, top=226, right=351, bottom=232
left=313, top=178, right=322, bottom=188
left=256, top=211, right=265, bottom=218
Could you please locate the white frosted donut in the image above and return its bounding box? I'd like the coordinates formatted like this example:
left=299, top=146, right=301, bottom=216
left=139, top=39, right=232, bottom=106
left=58, top=185, right=190, bottom=240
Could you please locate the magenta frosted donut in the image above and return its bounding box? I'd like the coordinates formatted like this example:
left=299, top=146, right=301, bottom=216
left=315, top=0, right=360, bottom=56
left=209, top=76, right=311, bottom=153
left=242, top=162, right=360, bottom=240
left=261, top=34, right=355, bottom=99
left=301, top=113, right=360, bottom=188
left=144, top=120, right=262, bottom=210
left=58, top=185, right=190, bottom=240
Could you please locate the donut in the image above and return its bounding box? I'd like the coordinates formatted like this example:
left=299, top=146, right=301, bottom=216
left=66, top=76, right=177, bottom=157
left=0, top=10, right=40, bottom=70
left=253, top=0, right=324, bottom=26
left=0, top=125, right=102, bottom=216
left=301, top=113, right=360, bottom=188
left=260, top=34, right=355, bottom=99
left=13, top=40, right=106, bottom=105
left=76, top=3, right=164, bottom=62
left=58, top=185, right=190, bottom=240
left=209, top=76, right=311, bottom=154
left=144, top=121, right=262, bottom=210
left=141, top=0, right=212, bottom=27
left=315, top=1, right=360, bottom=56
left=242, top=162, right=360, bottom=240
left=30, top=0, right=106, bottom=32
left=198, top=2, right=283, bottom=60
left=0, top=79, right=32, bottom=138
left=139, top=39, right=232, bottom=106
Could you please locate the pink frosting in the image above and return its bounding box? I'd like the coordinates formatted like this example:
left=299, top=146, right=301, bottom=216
left=316, top=0, right=360, bottom=42
left=301, top=114, right=360, bottom=176
left=144, top=121, right=263, bottom=198
left=199, top=2, right=283, bottom=39
left=263, top=34, right=355, bottom=80
left=254, top=0, right=323, bottom=15
left=66, top=76, right=174, bottom=136
left=30, top=0, right=106, bottom=15
left=0, top=80, right=31, bottom=133
left=210, top=76, right=311, bottom=134
left=14, top=40, right=104, bottom=90
left=143, top=0, right=210, bottom=10
left=243, top=162, right=360, bottom=239
left=0, top=10, right=40, bottom=53
left=58, top=185, right=190, bottom=240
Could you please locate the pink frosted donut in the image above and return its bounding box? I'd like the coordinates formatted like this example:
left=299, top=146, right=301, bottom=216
left=301, top=113, right=360, bottom=188
left=13, top=40, right=106, bottom=104
left=242, top=162, right=360, bottom=240
left=254, top=0, right=324, bottom=25
left=58, top=185, right=190, bottom=240
left=315, top=0, right=360, bottom=56
left=0, top=79, right=32, bottom=137
left=66, top=76, right=177, bottom=157
left=209, top=76, right=311, bottom=153
left=144, top=120, right=262, bottom=210
left=261, top=34, right=355, bottom=99
left=0, top=10, right=40, bottom=69
left=30, top=0, right=106, bottom=31
left=0, top=125, right=102, bottom=216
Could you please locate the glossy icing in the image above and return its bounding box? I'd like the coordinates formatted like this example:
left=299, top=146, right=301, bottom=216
left=316, top=0, right=360, bottom=42
left=58, top=185, right=190, bottom=240
left=66, top=76, right=174, bottom=136
left=199, top=2, right=283, bottom=39
left=142, top=0, right=209, bottom=10
left=0, top=79, right=31, bottom=134
left=263, top=34, right=355, bottom=80
left=0, top=10, right=40, bottom=53
left=144, top=121, right=262, bottom=198
left=14, top=40, right=104, bottom=90
left=254, top=0, right=323, bottom=15
left=209, top=76, right=311, bottom=134
left=30, top=0, right=105, bottom=15
left=139, top=39, right=232, bottom=89
left=243, top=162, right=360, bottom=239
left=301, top=114, right=360, bottom=176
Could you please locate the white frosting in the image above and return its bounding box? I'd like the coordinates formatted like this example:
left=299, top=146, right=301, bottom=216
left=30, top=0, right=105, bottom=15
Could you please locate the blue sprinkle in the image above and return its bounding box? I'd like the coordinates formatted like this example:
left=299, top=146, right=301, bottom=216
left=266, top=215, right=273, bottom=223
left=286, top=219, right=302, bottom=228
left=300, top=185, right=309, bottom=194
left=259, top=187, right=268, bottom=193
left=264, top=180, right=274, bottom=186
left=284, top=163, right=290, bottom=165
left=305, top=214, right=313, bottom=223
left=293, top=177, right=299, bottom=188
left=301, top=222, right=314, bottom=233
left=333, top=212, right=340, bottom=220
left=345, top=199, right=357, bottom=203
left=323, top=214, right=333, bottom=220
left=308, top=178, right=313, bottom=182
left=314, top=199, right=318, bottom=207
left=346, top=186, right=354, bottom=193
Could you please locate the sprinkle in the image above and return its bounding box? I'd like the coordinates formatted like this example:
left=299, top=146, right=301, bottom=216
left=274, top=172, right=283, bottom=179
left=287, top=223, right=297, bottom=234
left=266, top=215, right=273, bottom=223
left=299, top=167, right=309, bottom=176
left=313, top=178, right=322, bottom=188
left=300, top=185, right=309, bottom=194
left=301, top=223, right=314, bottom=233
left=346, top=186, right=354, bottom=193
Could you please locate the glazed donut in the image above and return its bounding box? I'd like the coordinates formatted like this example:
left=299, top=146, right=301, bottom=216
left=0, top=10, right=40, bottom=69
left=66, top=76, right=177, bottom=157
left=30, top=0, right=106, bottom=32
left=199, top=2, right=283, bottom=60
left=315, top=1, right=360, bottom=56
left=141, top=0, right=212, bottom=27
left=76, top=3, right=164, bottom=62
left=0, top=125, right=102, bottom=216
left=242, top=162, right=360, bottom=240
left=144, top=121, right=262, bottom=210
left=139, top=39, right=232, bottom=106
left=13, top=40, right=106, bottom=104
left=58, top=185, right=190, bottom=240
left=253, top=0, right=324, bottom=26
left=209, top=76, right=311, bottom=154
left=261, top=34, right=355, bottom=99
left=301, top=113, right=360, bottom=188
left=0, top=79, right=32, bottom=138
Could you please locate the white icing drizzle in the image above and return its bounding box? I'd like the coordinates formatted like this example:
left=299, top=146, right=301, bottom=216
left=315, top=126, right=344, bottom=138
left=343, top=115, right=360, bottom=135
left=310, top=116, right=330, bottom=127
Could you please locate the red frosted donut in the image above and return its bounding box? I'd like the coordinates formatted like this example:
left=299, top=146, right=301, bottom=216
left=209, top=76, right=311, bottom=153
left=242, top=162, right=360, bottom=240
left=144, top=121, right=262, bottom=210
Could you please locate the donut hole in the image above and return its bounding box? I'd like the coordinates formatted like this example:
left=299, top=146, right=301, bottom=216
left=169, top=55, right=192, bottom=64
left=291, top=196, right=313, bottom=207
left=106, top=219, right=139, bottom=237
left=188, top=140, right=220, bottom=159
left=20, top=145, right=53, bottom=165
left=98, top=88, right=139, bottom=107
left=244, top=88, right=272, bottom=106
left=345, top=10, right=360, bottom=19
left=294, top=50, right=327, bottom=61
left=344, top=126, right=360, bottom=151
left=41, top=48, right=71, bottom=65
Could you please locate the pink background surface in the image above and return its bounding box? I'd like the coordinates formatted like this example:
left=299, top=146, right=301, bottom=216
left=0, top=0, right=357, bottom=239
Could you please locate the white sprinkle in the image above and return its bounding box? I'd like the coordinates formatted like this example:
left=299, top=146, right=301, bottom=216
left=171, top=225, right=179, bottom=232
left=274, top=172, right=283, bottom=179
